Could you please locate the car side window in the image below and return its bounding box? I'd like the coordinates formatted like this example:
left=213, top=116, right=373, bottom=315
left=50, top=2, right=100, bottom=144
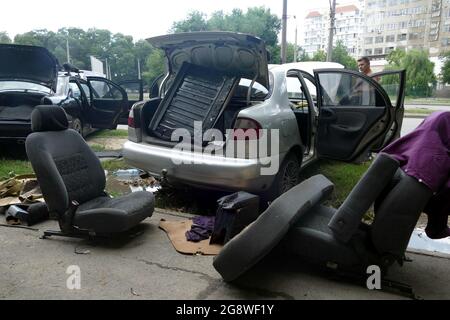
left=89, top=80, right=123, bottom=100
left=300, top=73, right=319, bottom=114
left=80, top=83, right=92, bottom=104
left=373, top=73, right=401, bottom=107
left=318, top=72, right=384, bottom=107
left=286, top=75, right=309, bottom=111
left=69, top=82, right=81, bottom=99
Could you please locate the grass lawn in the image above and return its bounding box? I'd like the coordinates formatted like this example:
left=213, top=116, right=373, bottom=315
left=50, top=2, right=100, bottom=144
left=102, top=159, right=128, bottom=172
left=404, top=108, right=437, bottom=115
left=0, top=159, right=33, bottom=179
left=89, top=144, right=108, bottom=152
left=405, top=97, right=450, bottom=106
left=0, top=156, right=371, bottom=214
left=300, top=159, right=371, bottom=209
left=89, top=129, right=128, bottom=138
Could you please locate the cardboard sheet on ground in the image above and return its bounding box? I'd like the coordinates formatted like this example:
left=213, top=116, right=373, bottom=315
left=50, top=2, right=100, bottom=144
left=159, top=219, right=222, bottom=256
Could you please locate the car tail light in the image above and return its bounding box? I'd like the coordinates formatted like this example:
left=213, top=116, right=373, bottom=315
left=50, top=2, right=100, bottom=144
left=232, top=118, right=263, bottom=140
left=128, top=110, right=136, bottom=128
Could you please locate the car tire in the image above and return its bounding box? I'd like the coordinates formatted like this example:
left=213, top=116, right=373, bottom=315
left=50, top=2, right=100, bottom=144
left=263, top=152, right=302, bottom=203
left=71, top=117, right=84, bottom=137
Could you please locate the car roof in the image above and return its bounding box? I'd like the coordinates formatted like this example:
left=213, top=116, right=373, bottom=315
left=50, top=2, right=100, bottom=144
left=269, top=61, right=345, bottom=76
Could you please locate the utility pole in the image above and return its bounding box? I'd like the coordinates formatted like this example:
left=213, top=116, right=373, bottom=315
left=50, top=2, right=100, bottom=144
left=327, top=0, right=336, bottom=62
left=66, top=38, right=70, bottom=64
left=105, top=58, right=109, bottom=79
left=137, top=58, right=141, bottom=80
left=281, top=0, right=288, bottom=64
left=294, top=16, right=298, bottom=62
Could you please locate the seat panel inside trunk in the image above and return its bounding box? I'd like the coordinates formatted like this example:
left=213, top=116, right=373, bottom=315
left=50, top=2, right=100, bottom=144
left=149, top=63, right=238, bottom=141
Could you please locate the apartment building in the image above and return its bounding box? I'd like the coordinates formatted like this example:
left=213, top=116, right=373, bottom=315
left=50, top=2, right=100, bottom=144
left=361, top=0, right=450, bottom=59
left=302, top=2, right=365, bottom=59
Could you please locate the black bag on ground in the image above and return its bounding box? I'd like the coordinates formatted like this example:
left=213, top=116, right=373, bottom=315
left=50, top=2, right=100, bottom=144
left=210, top=192, right=260, bottom=245
left=5, top=202, right=49, bottom=226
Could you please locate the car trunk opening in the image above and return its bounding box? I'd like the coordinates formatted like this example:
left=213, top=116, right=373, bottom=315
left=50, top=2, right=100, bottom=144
left=137, top=32, right=270, bottom=148
left=0, top=93, right=46, bottom=121
left=148, top=63, right=239, bottom=142
left=140, top=64, right=266, bottom=148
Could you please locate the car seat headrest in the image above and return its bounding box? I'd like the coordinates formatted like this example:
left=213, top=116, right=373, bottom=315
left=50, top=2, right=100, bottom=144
left=31, top=105, right=69, bottom=132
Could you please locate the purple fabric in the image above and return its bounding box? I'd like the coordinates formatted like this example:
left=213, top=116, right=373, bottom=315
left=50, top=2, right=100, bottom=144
left=382, top=111, right=450, bottom=239
left=382, top=111, right=449, bottom=192
left=186, top=216, right=215, bottom=242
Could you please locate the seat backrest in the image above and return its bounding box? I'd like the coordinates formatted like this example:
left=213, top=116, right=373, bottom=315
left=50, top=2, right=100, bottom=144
left=328, top=153, right=400, bottom=243
left=25, top=106, right=106, bottom=216
left=371, top=170, right=432, bottom=258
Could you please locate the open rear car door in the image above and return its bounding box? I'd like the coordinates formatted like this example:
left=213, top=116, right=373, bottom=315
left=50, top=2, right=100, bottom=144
left=86, top=76, right=128, bottom=129
left=314, top=69, right=406, bottom=161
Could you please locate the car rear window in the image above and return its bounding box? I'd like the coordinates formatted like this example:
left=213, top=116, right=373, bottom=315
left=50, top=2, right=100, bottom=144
left=232, top=74, right=272, bottom=101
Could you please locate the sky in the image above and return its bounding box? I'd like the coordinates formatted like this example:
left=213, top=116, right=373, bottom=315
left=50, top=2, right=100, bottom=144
left=1, top=0, right=332, bottom=43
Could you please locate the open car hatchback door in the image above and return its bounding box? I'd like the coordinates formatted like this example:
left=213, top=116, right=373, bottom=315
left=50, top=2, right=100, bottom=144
left=314, top=69, right=406, bottom=161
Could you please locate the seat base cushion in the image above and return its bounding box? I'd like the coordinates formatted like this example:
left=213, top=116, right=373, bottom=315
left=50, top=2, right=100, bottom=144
left=74, top=191, right=154, bottom=234
left=283, top=205, right=365, bottom=272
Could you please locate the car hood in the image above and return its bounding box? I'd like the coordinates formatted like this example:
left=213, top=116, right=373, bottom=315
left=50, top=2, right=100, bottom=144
left=0, top=44, right=59, bottom=92
left=147, top=32, right=270, bottom=89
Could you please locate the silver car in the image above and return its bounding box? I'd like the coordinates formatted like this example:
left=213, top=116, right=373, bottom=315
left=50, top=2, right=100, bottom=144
left=124, top=32, right=405, bottom=200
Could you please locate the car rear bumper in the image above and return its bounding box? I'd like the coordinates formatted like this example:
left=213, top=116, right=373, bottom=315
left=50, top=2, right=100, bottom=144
left=123, top=141, right=278, bottom=193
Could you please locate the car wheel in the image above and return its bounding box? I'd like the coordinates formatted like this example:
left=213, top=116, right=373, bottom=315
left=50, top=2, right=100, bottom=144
left=264, top=153, right=302, bottom=202
left=71, top=117, right=84, bottom=137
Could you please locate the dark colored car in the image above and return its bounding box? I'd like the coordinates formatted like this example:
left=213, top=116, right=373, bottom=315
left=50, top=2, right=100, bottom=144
left=0, top=44, right=143, bottom=142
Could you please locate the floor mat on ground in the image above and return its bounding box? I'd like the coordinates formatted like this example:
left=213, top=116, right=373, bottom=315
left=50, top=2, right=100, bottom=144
left=159, top=219, right=222, bottom=255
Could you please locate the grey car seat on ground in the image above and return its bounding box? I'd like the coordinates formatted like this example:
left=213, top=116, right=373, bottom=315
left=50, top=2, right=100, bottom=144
left=25, top=105, right=155, bottom=237
left=286, top=154, right=432, bottom=272
left=213, top=153, right=433, bottom=282
left=213, top=175, right=334, bottom=282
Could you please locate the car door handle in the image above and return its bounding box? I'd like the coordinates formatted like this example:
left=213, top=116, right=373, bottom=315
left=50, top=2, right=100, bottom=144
left=321, top=108, right=337, bottom=121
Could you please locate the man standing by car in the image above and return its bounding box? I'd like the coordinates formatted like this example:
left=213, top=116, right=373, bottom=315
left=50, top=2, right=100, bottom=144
left=358, top=57, right=374, bottom=76
left=358, top=56, right=380, bottom=83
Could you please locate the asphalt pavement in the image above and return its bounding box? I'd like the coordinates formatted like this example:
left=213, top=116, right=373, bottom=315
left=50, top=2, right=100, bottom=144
left=0, top=209, right=449, bottom=300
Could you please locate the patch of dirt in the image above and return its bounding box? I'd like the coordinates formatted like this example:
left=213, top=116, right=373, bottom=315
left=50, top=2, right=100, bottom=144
left=86, top=137, right=127, bottom=151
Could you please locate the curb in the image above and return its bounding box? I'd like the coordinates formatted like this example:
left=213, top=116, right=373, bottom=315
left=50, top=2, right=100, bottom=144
left=404, top=114, right=427, bottom=119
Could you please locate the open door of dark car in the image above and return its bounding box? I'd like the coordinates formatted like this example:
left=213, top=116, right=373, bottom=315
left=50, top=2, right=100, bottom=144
left=85, top=77, right=128, bottom=129
left=117, top=79, right=144, bottom=124
left=314, top=69, right=406, bottom=161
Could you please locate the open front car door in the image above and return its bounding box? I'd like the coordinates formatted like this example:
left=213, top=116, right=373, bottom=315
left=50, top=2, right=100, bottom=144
left=314, top=69, right=406, bottom=161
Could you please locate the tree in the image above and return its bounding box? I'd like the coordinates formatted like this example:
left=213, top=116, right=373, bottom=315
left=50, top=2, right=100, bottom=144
left=297, top=48, right=311, bottom=62
left=11, top=28, right=160, bottom=85
left=0, top=32, right=11, bottom=44
left=386, top=49, right=436, bottom=97
left=171, top=11, right=208, bottom=33
left=286, top=43, right=301, bottom=63
left=172, top=7, right=281, bottom=63
left=441, top=51, right=450, bottom=85
left=142, top=49, right=165, bottom=86
left=386, top=49, right=405, bottom=67
left=332, top=41, right=358, bottom=70
left=312, top=50, right=327, bottom=62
